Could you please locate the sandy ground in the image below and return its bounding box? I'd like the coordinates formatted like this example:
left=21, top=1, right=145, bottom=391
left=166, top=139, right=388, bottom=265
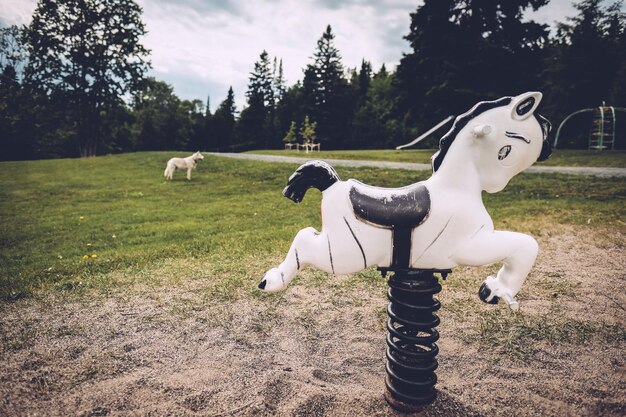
left=1, top=226, right=624, bottom=417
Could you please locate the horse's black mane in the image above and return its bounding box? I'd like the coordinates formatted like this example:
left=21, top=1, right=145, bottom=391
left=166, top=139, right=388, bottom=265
left=432, top=96, right=512, bottom=172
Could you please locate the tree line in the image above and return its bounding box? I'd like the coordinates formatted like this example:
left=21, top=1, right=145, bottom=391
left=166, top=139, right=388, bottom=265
left=1, top=0, right=624, bottom=160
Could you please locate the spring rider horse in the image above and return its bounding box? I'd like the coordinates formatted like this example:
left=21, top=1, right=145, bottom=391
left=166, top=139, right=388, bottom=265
left=258, top=91, right=552, bottom=411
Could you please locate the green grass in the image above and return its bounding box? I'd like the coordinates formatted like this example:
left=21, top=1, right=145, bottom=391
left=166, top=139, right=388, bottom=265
left=248, top=148, right=626, bottom=167
left=0, top=151, right=624, bottom=301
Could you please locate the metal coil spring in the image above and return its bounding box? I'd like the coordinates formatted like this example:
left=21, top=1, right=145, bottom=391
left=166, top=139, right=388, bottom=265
left=384, top=269, right=444, bottom=409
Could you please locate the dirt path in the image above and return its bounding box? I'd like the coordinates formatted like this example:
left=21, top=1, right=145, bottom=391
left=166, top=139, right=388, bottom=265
left=211, top=152, right=626, bottom=178
left=1, top=226, right=624, bottom=416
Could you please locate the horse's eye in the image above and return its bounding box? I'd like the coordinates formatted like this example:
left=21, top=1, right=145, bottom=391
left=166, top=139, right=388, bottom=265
left=498, top=145, right=511, bottom=160
left=505, top=131, right=530, bottom=144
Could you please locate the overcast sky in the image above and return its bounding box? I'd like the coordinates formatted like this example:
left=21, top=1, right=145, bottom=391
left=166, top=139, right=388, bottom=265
left=0, top=0, right=599, bottom=111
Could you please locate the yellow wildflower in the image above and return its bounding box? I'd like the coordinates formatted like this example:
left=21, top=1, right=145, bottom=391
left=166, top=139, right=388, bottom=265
left=91, top=254, right=97, bottom=259
left=82, top=255, right=89, bottom=260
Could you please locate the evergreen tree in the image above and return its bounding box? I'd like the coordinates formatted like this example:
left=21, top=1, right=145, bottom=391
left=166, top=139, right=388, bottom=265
left=204, top=94, right=213, bottom=151
left=301, top=65, right=319, bottom=123
left=304, top=25, right=353, bottom=149
left=273, top=58, right=287, bottom=101
left=247, top=50, right=274, bottom=108
left=212, top=86, right=236, bottom=151
left=239, top=50, right=276, bottom=149
left=357, top=59, right=372, bottom=103
left=24, top=0, right=150, bottom=157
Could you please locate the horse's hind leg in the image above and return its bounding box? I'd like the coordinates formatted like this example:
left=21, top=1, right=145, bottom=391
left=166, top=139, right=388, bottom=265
left=259, top=227, right=334, bottom=292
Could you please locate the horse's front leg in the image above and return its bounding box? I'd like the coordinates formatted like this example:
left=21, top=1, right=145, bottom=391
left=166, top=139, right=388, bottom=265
left=451, top=230, right=538, bottom=310
left=258, top=227, right=335, bottom=292
left=187, top=167, right=192, bottom=180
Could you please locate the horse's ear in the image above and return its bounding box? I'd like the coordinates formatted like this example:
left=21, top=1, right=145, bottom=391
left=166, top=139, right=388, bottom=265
left=472, top=124, right=492, bottom=138
left=511, top=92, right=542, bottom=121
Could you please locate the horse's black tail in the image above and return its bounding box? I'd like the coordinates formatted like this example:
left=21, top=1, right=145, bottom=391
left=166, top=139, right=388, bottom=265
left=283, top=160, right=340, bottom=203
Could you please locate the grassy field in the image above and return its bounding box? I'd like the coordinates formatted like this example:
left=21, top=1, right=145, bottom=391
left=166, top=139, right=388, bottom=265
left=248, top=148, right=626, bottom=167
left=0, top=151, right=624, bottom=301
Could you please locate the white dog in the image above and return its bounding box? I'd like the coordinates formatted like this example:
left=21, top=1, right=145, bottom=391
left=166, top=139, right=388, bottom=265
left=164, top=151, right=204, bottom=180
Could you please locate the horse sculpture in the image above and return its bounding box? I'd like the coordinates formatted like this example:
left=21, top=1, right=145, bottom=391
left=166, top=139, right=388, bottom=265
left=258, top=92, right=552, bottom=311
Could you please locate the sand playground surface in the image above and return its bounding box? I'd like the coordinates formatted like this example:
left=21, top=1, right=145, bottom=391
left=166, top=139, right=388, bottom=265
left=1, top=226, right=624, bottom=416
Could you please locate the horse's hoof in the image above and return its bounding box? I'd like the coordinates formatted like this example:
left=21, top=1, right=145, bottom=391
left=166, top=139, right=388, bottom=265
left=502, top=294, right=520, bottom=311
left=479, top=282, right=499, bottom=304
left=258, top=279, right=267, bottom=290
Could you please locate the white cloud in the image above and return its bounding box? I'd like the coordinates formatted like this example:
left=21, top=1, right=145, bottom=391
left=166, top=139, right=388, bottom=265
left=136, top=0, right=418, bottom=111
left=0, top=0, right=37, bottom=26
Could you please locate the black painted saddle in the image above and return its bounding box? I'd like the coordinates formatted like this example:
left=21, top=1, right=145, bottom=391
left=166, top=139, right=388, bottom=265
left=349, top=181, right=431, bottom=268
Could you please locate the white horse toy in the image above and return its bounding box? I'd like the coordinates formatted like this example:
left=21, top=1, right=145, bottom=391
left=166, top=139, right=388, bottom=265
left=164, top=151, right=204, bottom=180
left=259, top=92, right=552, bottom=311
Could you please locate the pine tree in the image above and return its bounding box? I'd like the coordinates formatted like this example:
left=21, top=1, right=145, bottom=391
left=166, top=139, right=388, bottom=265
left=273, top=58, right=287, bottom=101
left=304, top=25, right=353, bottom=149
left=311, top=25, right=345, bottom=103
left=213, top=86, right=236, bottom=151
left=205, top=94, right=212, bottom=118
left=247, top=50, right=274, bottom=108
left=301, top=65, right=319, bottom=122
left=239, top=50, right=276, bottom=149
left=204, top=94, right=213, bottom=150
left=357, top=59, right=372, bottom=103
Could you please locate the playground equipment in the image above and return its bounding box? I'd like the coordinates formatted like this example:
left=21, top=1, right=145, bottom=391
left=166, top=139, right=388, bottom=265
left=396, top=116, right=454, bottom=150
left=258, top=92, right=552, bottom=411
left=554, top=103, right=626, bottom=149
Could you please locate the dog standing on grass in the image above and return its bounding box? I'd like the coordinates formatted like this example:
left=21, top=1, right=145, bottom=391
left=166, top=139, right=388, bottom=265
left=164, top=151, right=204, bottom=180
